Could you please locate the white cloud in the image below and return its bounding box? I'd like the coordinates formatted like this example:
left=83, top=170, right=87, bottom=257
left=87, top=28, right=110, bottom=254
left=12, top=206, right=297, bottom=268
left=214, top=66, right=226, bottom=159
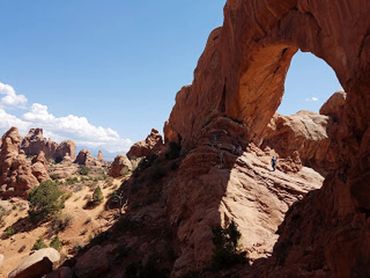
left=305, top=97, right=319, bottom=102
left=0, top=81, right=28, bottom=107
left=0, top=82, right=132, bottom=153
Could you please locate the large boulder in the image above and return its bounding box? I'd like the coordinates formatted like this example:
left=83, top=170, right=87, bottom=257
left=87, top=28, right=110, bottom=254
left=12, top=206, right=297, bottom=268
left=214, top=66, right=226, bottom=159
left=54, top=140, right=76, bottom=162
left=74, top=245, right=110, bottom=278
left=108, top=155, right=132, bottom=178
left=127, top=128, right=164, bottom=160
left=262, top=110, right=335, bottom=175
left=8, top=248, right=60, bottom=278
left=74, top=150, right=99, bottom=167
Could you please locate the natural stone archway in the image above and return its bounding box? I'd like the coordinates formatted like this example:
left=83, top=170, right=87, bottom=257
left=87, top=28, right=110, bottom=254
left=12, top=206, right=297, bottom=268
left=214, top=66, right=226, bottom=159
left=165, top=0, right=370, bottom=276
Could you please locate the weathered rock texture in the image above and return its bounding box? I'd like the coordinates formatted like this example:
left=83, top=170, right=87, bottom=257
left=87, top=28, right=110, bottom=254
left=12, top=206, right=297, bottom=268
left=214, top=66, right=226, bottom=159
left=74, top=150, right=100, bottom=167
left=162, top=0, right=370, bottom=276
left=108, top=155, right=132, bottom=178
left=0, top=128, right=39, bottom=198
left=262, top=110, right=334, bottom=174
left=21, top=128, right=76, bottom=162
left=127, top=128, right=164, bottom=160
left=52, top=0, right=369, bottom=277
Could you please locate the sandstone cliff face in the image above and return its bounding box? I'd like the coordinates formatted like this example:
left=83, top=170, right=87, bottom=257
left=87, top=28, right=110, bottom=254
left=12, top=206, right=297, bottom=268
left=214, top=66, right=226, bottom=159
left=262, top=111, right=334, bottom=175
left=0, top=128, right=39, bottom=198
left=127, top=128, right=164, bottom=160
left=163, top=0, right=370, bottom=276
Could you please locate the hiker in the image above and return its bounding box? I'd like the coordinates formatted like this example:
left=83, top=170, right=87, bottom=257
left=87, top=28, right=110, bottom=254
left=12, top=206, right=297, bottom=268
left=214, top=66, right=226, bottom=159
left=271, top=156, right=277, bottom=171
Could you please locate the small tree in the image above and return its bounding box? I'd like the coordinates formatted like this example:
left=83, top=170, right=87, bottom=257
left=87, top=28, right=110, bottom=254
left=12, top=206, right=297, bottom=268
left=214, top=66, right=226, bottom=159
left=211, top=220, right=247, bottom=270
left=28, top=180, right=65, bottom=222
left=92, top=186, right=104, bottom=205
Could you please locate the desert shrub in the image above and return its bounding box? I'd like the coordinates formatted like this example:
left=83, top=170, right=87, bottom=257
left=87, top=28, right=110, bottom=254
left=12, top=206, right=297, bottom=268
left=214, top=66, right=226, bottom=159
left=32, top=238, right=47, bottom=250
left=65, top=177, right=79, bottom=185
left=92, top=186, right=104, bottom=205
left=50, top=236, right=62, bottom=251
left=211, top=221, right=247, bottom=271
left=79, top=166, right=90, bottom=176
left=51, top=213, right=73, bottom=232
left=50, top=173, right=60, bottom=180
left=165, top=142, right=181, bottom=160
left=3, top=226, right=16, bottom=238
left=28, top=180, right=65, bottom=222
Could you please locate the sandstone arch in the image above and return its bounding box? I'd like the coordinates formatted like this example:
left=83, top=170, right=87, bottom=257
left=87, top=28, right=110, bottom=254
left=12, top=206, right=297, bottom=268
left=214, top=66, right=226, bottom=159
left=165, top=0, right=370, bottom=275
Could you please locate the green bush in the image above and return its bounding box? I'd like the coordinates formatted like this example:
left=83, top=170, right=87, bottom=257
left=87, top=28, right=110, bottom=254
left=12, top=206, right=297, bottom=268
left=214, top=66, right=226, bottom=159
left=79, top=166, right=90, bottom=176
left=50, top=236, right=62, bottom=251
left=3, top=226, right=15, bottom=238
left=211, top=221, right=247, bottom=271
left=92, top=186, right=104, bottom=205
left=32, top=238, right=47, bottom=250
left=65, top=177, right=79, bottom=185
left=28, top=180, right=65, bottom=222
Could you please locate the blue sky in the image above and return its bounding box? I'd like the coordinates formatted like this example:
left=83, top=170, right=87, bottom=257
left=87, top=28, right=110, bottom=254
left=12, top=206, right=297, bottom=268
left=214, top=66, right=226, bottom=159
left=0, top=0, right=341, bottom=156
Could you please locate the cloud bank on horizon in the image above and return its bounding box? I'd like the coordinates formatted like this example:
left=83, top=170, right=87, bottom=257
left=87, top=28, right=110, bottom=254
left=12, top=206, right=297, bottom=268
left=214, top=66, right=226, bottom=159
left=0, top=81, right=132, bottom=154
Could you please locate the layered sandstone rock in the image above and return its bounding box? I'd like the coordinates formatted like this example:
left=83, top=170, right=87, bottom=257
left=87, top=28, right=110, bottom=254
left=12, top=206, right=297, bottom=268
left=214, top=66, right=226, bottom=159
left=21, top=129, right=76, bottom=162
left=127, top=128, right=164, bottom=160
left=108, top=155, right=132, bottom=178
left=0, top=128, right=39, bottom=198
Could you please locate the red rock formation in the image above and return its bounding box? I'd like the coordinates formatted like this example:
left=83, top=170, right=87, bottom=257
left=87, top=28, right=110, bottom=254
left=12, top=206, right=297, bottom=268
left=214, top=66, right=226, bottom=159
left=31, top=151, right=50, bottom=182
left=74, top=149, right=99, bottom=167
left=127, top=128, right=164, bottom=160
left=97, top=150, right=104, bottom=162
left=21, top=128, right=58, bottom=160
left=21, top=129, right=76, bottom=162
left=0, top=127, right=39, bottom=198
left=54, top=140, right=76, bottom=162
left=262, top=110, right=334, bottom=174
left=51, top=1, right=370, bottom=277
left=108, top=155, right=132, bottom=178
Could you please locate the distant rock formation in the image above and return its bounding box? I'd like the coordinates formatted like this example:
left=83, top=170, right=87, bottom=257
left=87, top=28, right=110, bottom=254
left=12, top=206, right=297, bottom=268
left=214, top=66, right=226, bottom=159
left=108, top=155, right=132, bottom=178
left=127, top=128, right=164, bottom=160
left=31, top=151, right=50, bottom=182
left=74, top=149, right=100, bottom=167
left=21, top=128, right=76, bottom=162
left=97, top=150, right=104, bottom=162
left=0, top=127, right=39, bottom=198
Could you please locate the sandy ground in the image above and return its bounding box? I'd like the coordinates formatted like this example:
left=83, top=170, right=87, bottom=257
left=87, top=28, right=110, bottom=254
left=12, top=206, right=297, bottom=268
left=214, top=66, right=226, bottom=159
left=0, top=176, right=124, bottom=277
